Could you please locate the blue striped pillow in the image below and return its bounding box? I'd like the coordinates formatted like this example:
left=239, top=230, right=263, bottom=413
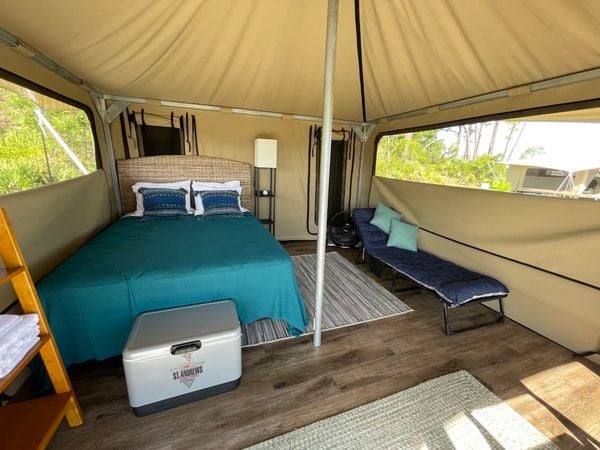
left=139, top=187, right=189, bottom=217
left=197, top=190, right=243, bottom=217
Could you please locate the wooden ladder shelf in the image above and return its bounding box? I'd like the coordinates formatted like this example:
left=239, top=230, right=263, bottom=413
left=0, top=208, right=83, bottom=449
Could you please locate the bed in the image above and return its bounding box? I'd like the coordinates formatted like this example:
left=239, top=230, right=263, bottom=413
left=36, top=156, right=307, bottom=366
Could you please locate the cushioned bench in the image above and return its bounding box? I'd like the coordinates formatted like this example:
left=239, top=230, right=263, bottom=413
left=353, top=208, right=509, bottom=334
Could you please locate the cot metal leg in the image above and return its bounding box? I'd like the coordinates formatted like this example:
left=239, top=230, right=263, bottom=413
left=389, top=270, right=422, bottom=295
left=356, top=247, right=366, bottom=264
left=443, top=303, right=452, bottom=335
left=442, top=296, right=506, bottom=336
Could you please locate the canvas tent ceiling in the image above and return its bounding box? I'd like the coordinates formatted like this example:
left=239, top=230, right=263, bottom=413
left=518, top=107, right=600, bottom=123
left=1, top=0, right=600, bottom=122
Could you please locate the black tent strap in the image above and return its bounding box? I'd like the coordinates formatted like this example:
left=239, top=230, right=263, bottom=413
left=185, top=113, right=191, bottom=152
left=420, top=227, right=600, bottom=291
left=192, top=115, right=199, bottom=155
left=347, top=131, right=356, bottom=210
left=119, top=112, right=130, bottom=159
left=305, top=125, right=317, bottom=235
left=354, top=0, right=367, bottom=122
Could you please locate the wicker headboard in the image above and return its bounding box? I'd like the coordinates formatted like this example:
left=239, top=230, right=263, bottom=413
left=117, top=155, right=253, bottom=214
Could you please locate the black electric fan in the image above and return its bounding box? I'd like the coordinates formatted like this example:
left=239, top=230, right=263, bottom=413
left=328, top=211, right=359, bottom=247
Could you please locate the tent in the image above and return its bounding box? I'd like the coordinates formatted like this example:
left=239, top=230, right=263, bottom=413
left=0, top=1, right=599, bottom=355
left=2, top=1, right=600, bottom=121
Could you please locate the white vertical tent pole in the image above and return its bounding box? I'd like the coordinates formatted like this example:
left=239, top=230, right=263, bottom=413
left=313, top=0, right=340, bottom=348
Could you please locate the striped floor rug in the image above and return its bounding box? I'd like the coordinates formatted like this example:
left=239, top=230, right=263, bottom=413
left=241, top=252, right=412, bottom=346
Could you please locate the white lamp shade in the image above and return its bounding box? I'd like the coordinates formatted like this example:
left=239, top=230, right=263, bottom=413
left=255, top=138, right=277, bottom=168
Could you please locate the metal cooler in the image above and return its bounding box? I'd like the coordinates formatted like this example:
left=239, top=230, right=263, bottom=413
left=123, top=300, right=242, bottom=416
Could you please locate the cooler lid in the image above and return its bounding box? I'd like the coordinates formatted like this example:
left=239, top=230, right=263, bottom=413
left=123, top=300, right=241, bottom=361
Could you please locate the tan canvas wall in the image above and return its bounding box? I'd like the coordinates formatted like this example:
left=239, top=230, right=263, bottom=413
left=3, top=1, right=600, bottom=122
left=0, top=172, right=111, bottom=312
left=369, top=176, right=600, bottom=355
left=0, top=0, right=361, bottom=121
left=111, top=104, right=360, bottom=240
left=0, top=45, right=114, bottom=312
left=360, top=0, right=600, bottom=120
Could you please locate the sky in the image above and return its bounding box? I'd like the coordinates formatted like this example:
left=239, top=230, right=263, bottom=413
left=439, top=120, right=600, bottom=171
left=516, top=122, right=600, bottom=158
left=512, top=122, right=600, bottom=171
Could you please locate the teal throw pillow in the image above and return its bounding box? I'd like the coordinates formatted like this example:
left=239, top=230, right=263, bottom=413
left=369, top=202, right=402, bottom=234
left=387, top=219, right=418, bottom=252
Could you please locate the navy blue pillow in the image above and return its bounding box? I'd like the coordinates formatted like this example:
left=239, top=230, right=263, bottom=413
left=197, top=190, right=242, bottom=217
left=139, top=187, right=189, bottom=217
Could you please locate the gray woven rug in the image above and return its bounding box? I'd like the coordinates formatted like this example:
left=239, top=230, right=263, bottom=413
left=248, top=370, right=557, bottom=450
left=241, top=252, right=412, bottom=346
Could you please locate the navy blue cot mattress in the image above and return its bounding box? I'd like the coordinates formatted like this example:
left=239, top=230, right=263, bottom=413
left=353, top=208, right=509, bottom=306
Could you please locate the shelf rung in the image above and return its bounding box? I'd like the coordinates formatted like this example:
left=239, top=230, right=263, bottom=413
left=0, top=334, right=50, bottom=392
left=0, top=267, right=25, bottom=286
left=0, top=392, right=72, bottom=450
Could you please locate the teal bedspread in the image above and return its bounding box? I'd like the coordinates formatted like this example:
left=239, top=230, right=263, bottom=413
left=37, top=214, right=307, bottom=366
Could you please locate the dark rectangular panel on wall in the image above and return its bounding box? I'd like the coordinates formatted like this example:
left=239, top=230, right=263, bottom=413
left=137, top=125, right=184, bottom=157
left=327, top=140, right=346, bottom=222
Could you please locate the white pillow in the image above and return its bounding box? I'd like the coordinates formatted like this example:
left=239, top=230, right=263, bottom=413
left=193, top=180, right=240, bottom=189
left=131, top=180, right=193, bottom=216
left=192, top=180, right=247, bottom=215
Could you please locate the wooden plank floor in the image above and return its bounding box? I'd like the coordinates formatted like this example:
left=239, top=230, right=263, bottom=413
left=49, top=243, right=600, bottom=449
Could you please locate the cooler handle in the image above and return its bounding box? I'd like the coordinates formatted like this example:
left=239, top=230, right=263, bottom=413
left=170, top=340, right=202, bottom=355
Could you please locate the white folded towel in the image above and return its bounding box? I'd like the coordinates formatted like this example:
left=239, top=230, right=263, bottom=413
left=20, top=314, right=39, bottom=327
left=0, top=334, right=40, bottom=378
left=1, top=330, right=40, bottom=361
left=0, top=314, right=21, bottom=340
left=0, top=313, right=41, bottom=377
left=0, top=324, right=40, bottom=355
left=0, top=313, right=38, bottom=337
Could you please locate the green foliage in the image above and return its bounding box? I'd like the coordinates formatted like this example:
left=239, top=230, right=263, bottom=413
left=519, top=146, right=544, bottom=160
left=376, top=132, right=511, bottom=192
left=0, top=85, right=96, bottom=194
